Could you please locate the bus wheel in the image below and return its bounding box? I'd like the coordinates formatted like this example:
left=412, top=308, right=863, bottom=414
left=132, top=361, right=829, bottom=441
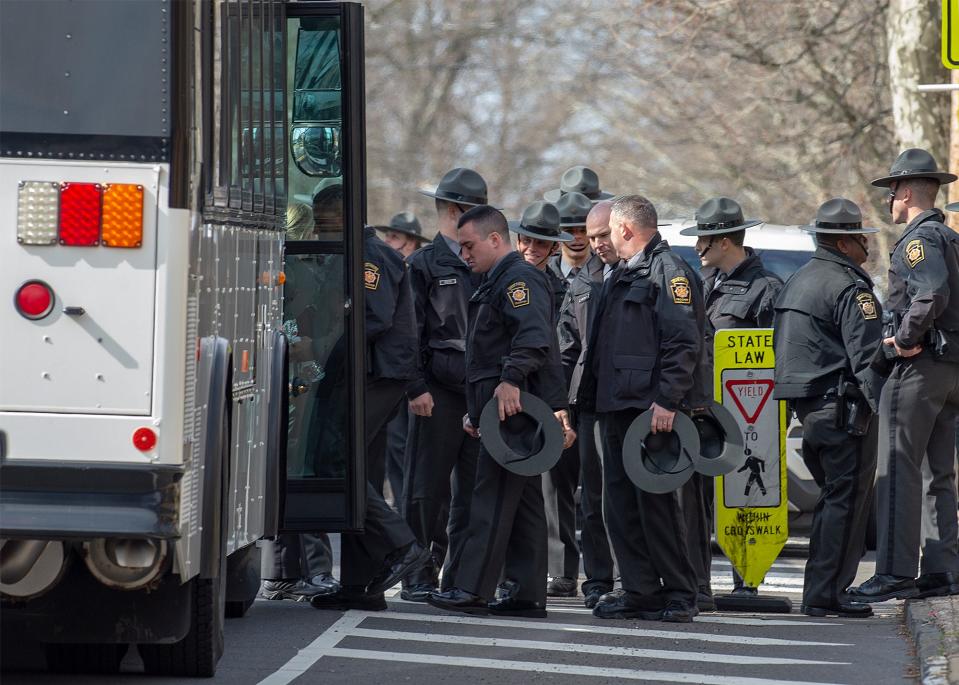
left=44, top=643, right=128, bottom=674
left=140, top=573, right=225, bottom=677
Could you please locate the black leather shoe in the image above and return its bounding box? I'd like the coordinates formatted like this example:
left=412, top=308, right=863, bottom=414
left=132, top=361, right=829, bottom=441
left=592, top=591, right=665, bottom=619
left=307, top=573, right=341, bottom=596
left=401, top=583, right=436, bottom=602
left=366, top=542, right=431, bottom=595
left=847, top=574, right=918, bottom=603
left=583, top=587, right=611, bottom=609
left=426, top=588, right=489, bottom=615
left=659, top=600, right=699, bottom=623
left=310, top=586, right=387, bottom=611
left=697, top=587, right=716, bottom=612
left=916, top=572, right=959, bottom=599
left=496, top=579, right=519, bottom=601
left=260, top=577, right=336, bottom=602
left=488, top=597, right=547, bottom=618
left=801, top=601, right=873, bottom=618
left=546, top=576, right=577, bottom=597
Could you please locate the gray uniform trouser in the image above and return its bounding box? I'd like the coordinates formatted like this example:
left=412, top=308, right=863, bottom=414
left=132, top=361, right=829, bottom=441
left=796, top=396, right=877, bottom=606
left=340, top=379, right=417, bottom=587
left=384, top=404, right=409, bottom=508
left=600, top=409, right=697, bottom=605
left=449, top=447, right=548, bottom=604
left=578, top=411, right=615, bottom=593
left=543, top=443, right=580, bottom=581
left=682, top=473, right=712, bottom=592
left=877, top=355, right=959, bottom=577
left=402, top=384, right=479, bottom=588
left=261, top=533, right=334, bottom=581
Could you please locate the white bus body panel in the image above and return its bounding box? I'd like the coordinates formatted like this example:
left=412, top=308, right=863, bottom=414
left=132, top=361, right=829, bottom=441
left=0, top=160, right=188, bottom=465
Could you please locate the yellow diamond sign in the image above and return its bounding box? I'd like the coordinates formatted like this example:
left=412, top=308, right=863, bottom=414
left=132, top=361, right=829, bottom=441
left=944, top=0, right=959, bottom=69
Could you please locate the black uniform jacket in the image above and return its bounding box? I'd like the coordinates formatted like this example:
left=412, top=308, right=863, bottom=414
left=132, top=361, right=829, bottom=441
left=556, top=254, right=605, bottom=405
left=887, top=209, right=959, bottom=359
left=465, top=252, right=568, bottom=424
left=364, top=227, right=419, bottom=382
left=579, top=234, right=707, bottom=413
left=702, top=249, right=783, bottom=330
left=773, top=247, right=883, bottom=408
left=406, top=233, right=480, bottom=398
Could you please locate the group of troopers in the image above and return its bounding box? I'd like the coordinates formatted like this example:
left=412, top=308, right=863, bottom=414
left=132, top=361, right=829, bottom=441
left=262, top=146, right=959, bottom=623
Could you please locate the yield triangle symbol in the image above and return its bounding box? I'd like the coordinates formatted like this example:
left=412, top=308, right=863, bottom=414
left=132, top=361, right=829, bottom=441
left=724, top=379, right=775, bottom=424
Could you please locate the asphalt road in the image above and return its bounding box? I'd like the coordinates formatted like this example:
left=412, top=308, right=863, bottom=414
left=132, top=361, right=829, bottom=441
left=2, top=550, right=916, bottom=685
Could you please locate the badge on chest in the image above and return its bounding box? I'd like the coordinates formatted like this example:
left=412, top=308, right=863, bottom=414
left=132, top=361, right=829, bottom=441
left=364, top=262, right=381, bottom=290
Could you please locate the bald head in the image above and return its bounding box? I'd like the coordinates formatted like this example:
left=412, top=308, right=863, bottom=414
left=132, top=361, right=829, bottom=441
left=586, top=200, right=617, bottom=264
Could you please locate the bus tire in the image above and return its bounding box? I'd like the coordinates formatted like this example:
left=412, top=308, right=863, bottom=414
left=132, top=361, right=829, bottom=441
left=140, top=394, right=230, bottom=677
left=44, top=643, right=128, bottom=674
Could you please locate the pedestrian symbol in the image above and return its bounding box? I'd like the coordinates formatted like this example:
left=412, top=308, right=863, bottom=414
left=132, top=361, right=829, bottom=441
left=713, top=329, right=788, bottom=589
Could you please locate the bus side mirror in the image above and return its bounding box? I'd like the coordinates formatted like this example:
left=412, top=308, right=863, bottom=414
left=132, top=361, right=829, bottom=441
left=290, top=124, right=341, bottom=178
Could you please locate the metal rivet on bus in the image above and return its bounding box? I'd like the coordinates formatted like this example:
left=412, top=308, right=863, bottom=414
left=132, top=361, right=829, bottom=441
left=64, top=71, right=70, bottom=78
left=95, top=374, right=104, bottom=381
left=42, top=336, right=51, bottom=343
left=41, top=372, right=50, bottom=379
left=65, top=33, right=71, bottom=39
left=63, top=110, right=69, bottom=115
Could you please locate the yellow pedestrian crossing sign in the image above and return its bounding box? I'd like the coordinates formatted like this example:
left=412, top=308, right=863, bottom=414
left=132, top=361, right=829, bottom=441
left=944, top=0, right=959, bottom=69
left=713, top=329, right=788, bottom=589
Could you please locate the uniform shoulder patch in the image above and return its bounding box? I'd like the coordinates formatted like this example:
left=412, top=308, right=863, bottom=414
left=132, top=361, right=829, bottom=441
left=905, top=239, right=925, bottom=268
left=669, top=275, right=692, bottom=305
left=855, top=291, right=878, bottom=320
left=506, top=281, right=530, bottom=308
left=364, top=262, right=381, bottom=290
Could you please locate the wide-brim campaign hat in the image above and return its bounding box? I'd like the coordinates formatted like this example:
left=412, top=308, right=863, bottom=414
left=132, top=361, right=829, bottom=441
left=544, top=166, right=615, bottom=204
left=623, top=410, right=699, bottom=494
left=555, top=191, right=593, bottom=227
left=417, top=167, right=490, bottom=206
left=479, top=392, right=565, bottom=476
left=871, top=148, right=957, bottom=187
left=508, top=201, right=574, bottom=242
left=689, top=403, right=745, bottom=477
left=800, top=197, right=879, bottom=235
left=374, top=211, right=429, bottom=242
left=679, top=197, right=764, bottom=236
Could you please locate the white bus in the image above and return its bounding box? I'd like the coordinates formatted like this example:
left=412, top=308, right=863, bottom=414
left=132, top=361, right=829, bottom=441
left=0, top=0, right=371, bottom=676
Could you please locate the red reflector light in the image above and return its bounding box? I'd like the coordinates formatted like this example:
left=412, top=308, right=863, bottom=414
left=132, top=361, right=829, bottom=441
left=14, top=280, right=55, bottom=320
left=59, top=182, right=101, bottom=246
left=132, top=428, right=157, bottom=452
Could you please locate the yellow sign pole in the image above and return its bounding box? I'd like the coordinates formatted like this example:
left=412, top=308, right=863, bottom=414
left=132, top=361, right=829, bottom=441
left=713, top=329, right=788, bottom=590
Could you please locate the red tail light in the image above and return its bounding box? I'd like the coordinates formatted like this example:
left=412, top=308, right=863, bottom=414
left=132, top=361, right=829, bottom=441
left=59, top=182, right=101, bottom=246
left=14, top=280, right=55, bottom=320
left=132, top=428, right=157, bottom=452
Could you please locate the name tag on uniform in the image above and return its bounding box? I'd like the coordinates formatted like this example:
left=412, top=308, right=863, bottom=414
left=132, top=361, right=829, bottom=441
left=438, top=278, right=458, bottom=286
left=577, top=293, right=590, bottom=303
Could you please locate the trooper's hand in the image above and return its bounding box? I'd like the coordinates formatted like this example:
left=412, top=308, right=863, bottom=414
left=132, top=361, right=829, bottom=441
left=409, top=391, right=434, bottom=417
left=494, top=382, right=522, bottom=421
left=650, top=402, right=675, bottom=433
left=462, top=415, right=480, bottom=438
left=884, top=336, right=922, bottom=358
left=555, top=410, right=577, bottom=449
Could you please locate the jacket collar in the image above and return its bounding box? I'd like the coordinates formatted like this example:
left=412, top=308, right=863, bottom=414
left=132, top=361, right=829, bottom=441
left=812, top=246, right=873, bottom=286
left=895, top=208, right=945, bottom=247
left=432, top=231, right=470, bottom=268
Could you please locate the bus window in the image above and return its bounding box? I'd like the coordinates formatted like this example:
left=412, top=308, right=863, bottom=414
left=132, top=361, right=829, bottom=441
left=287, top=17, right=344, bottom=242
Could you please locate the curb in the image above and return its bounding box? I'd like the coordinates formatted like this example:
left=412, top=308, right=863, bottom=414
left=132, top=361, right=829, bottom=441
left=905, top=596, right=959, bottom=685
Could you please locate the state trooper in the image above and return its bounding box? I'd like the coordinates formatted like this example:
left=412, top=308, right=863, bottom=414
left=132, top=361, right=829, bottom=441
left=428, top=205, right=572, bottom=618
left=579, top=194, right=706, bottom=623
left=851, top=149, right=959, bottom=603
left=679, top=197, right=782, bottom=607
left=556, top=198, right=618, bottom=607
left=311, top=226, right=429, bottom=611
left=400, top=169, right=486, bottom=601
left=773, top=198, right=883, bottom=618
left=377, top=212, right=429, bottom=507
